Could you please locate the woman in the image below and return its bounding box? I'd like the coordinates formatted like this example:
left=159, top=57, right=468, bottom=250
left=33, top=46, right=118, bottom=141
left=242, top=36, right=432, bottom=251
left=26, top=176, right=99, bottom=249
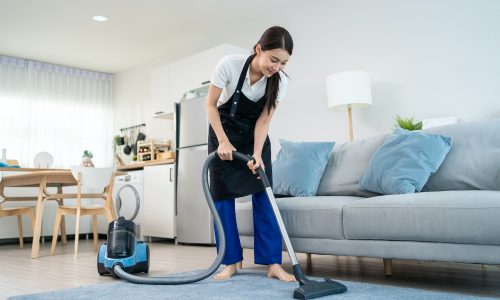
left=205, top=26, right=295, bottom=282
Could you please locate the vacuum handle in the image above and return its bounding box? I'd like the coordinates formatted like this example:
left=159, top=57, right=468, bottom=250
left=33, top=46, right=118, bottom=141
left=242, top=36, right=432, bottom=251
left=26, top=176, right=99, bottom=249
left=231, top=151, right=271, bottom=189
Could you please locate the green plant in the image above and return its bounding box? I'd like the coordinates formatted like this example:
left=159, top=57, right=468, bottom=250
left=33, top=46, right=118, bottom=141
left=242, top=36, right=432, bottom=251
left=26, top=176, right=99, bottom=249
left=82, top=150, right=93, bottom=159
left=114, top=135, right=122, bottom=146
left=394, top=115, right=422, bottom=131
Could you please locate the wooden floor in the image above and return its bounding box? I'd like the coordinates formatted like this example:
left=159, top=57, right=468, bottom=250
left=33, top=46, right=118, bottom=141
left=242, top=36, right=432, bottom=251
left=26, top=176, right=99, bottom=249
left=1, top=238, right=500, bottom=299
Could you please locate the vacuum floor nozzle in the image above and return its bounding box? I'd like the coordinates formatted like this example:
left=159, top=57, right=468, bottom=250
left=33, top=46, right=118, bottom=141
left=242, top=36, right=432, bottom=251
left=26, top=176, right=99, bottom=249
left=291, top=264, right=347, bottom=299
left=293, top=278, right=347, bottom=299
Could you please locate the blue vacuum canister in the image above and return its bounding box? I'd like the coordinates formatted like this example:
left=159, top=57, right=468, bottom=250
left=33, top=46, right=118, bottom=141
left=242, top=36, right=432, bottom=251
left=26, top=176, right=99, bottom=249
left=97, top=216, right=149, bottom=276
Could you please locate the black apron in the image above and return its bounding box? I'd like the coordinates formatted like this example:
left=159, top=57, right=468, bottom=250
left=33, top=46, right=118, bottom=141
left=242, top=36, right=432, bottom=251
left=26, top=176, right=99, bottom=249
left=208, top=54, right=273, bottom=200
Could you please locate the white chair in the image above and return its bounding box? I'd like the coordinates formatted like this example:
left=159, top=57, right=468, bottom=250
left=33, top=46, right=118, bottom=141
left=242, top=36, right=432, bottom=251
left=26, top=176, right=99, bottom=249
left=50, top=166, right=116, bottom=258
left=33, top=152, right=53, bottom=168
left=0, top=172, right=36, bottom=248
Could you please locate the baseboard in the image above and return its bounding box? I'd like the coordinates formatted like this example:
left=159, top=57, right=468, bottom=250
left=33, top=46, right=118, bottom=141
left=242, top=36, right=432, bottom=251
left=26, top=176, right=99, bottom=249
left=147, top=237, right=176, bottom=243
left=0, top=233, right=108, bottom=246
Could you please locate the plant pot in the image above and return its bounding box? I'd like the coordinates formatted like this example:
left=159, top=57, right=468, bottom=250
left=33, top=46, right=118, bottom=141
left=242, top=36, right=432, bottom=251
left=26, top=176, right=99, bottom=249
left=115, top=136, right=125, bottom=146
left=81, top=157, right=94, bottom=167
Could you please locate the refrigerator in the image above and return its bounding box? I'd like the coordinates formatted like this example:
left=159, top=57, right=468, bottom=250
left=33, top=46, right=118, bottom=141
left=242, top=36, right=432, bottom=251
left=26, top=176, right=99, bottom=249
left=175, top=85, right=215, bottom=244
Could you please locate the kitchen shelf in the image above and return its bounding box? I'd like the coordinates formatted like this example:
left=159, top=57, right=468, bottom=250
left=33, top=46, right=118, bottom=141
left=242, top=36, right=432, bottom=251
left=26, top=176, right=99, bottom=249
left=137, top=139, right=172, bottom=162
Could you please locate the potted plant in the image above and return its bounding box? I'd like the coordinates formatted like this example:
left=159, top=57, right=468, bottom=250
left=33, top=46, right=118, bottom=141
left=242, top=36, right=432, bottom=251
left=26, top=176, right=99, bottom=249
left=82, top=150, right=94, bottom=167
left=394, top=115, right=422, bottom=131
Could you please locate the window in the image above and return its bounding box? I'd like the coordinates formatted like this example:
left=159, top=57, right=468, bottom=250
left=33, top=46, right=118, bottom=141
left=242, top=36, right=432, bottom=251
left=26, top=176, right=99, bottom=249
left=0, top=55, right=114, bottom=168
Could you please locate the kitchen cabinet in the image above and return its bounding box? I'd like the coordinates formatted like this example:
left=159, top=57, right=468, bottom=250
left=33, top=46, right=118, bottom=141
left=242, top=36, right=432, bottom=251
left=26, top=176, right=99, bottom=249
left=189, top=45, right=231, bottom=88
left=143, top=164, right=175, bottom=239
left=149, top=44, right=249, bottom=118
left=150, top=64, right=172, bottom=118
left=168, top=58, right=192, bottom=112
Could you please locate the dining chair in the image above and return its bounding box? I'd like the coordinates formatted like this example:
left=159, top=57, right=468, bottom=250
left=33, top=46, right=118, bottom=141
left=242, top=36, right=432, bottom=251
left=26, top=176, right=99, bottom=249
left=50, top=166, right=116, bottom=258
left=33, top=151, right=53, bottom=168
left=0, top=172, right=36, bottom=248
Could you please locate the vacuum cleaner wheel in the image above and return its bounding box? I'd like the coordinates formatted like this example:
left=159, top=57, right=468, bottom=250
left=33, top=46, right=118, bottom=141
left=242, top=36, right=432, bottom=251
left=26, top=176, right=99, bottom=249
left=143, top=244, right=150, bottom=273
left=97, top=244, right=107, bottom=276
left=98, top=262, right=106, bottom=275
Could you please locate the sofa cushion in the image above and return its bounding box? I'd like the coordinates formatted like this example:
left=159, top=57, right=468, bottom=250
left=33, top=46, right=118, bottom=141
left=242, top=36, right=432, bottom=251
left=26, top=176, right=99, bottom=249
left=273, top=140, right=335, bottom=197
left=343, top=190, right=500, bottom=245
left=236, top=196, right=364, bottom=240
left=422, top=119, right=500, bottom=191
left=317, top=134, right=386, bottom=197
left=358, top=127, right=452, bottom=194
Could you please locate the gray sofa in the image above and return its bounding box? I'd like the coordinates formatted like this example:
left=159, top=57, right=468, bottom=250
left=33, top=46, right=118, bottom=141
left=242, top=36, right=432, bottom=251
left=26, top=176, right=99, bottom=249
left=236, top=119, right=500, bottom=274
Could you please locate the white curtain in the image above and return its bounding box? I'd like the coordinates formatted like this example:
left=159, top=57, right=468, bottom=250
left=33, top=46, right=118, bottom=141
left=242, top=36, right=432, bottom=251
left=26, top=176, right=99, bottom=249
left=0, top=55, right=114, bottom=168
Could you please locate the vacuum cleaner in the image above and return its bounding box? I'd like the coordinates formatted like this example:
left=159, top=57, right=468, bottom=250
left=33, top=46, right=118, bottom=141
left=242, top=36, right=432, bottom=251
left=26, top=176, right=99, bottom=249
left=97, top=151, right=347, bottom=299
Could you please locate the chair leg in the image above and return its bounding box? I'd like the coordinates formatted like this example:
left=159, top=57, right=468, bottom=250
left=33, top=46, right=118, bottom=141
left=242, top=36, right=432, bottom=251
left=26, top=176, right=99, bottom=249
left=104, top=207, right=114, bottom=223
left=109, top=202, right=118, bottom=220
left=50, top=210, right=62, bottom=255
left=28, top=209, right=36, bottom=231
left=93, top=215, right=98, bottom=252
left=60, top=215, right=67, bottom=245
left=57, top=192, right=67, bottom=245
left=17, top=215, right=24, bottom=249
left=74, top=209, right=81, bottom=258
left=27, top=208, right=36, bottom=249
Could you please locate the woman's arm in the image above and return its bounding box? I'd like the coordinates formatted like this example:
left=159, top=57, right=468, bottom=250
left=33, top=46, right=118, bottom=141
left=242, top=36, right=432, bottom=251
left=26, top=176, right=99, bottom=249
left=205, top=84, right=236, bottom=160
left=249, top=103, right=278, bottom=173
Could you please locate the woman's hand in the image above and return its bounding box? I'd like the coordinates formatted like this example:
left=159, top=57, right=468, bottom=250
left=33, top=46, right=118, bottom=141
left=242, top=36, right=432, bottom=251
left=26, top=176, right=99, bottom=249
left=247, top=154, right=265, bottom=175
left=217, top=140, right=236, bottom=160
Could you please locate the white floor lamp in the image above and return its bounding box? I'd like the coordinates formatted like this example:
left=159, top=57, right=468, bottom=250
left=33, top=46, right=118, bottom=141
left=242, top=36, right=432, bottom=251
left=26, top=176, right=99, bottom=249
left=326, top=71, right=372, bottom=141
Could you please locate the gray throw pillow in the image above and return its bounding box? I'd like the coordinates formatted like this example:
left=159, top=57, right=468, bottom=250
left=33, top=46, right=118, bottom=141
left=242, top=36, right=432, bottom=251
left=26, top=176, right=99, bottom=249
left=317, top=134, right=387, bottom=197
left=423, top=119, right=500, bottom=191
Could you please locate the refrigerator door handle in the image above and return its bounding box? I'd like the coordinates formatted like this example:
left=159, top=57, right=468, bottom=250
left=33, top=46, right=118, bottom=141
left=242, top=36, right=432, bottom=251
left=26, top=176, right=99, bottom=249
left=178, top=144, right=208, bottom=152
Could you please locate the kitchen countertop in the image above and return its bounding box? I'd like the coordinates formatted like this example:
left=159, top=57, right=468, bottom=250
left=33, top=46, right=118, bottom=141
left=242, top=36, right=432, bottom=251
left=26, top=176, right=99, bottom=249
left=117, top=158, right=175, bottom=171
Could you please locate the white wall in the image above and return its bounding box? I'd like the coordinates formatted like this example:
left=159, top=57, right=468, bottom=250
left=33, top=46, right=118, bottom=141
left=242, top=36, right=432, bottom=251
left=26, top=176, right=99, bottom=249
left=114, top=0, right=500, bottom=159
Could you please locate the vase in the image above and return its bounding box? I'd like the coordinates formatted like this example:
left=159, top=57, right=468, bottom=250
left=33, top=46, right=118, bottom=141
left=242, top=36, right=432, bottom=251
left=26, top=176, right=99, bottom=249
left=81, top=157, right=94, bottom=167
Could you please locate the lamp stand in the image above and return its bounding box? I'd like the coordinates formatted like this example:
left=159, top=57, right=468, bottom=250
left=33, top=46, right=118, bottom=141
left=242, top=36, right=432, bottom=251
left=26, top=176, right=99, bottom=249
left=347, top=105, right=354, bottom=141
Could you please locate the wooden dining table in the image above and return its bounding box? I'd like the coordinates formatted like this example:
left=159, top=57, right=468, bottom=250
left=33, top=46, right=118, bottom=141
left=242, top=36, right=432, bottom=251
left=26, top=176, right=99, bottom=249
left=0, top=169, right=117, bottom=258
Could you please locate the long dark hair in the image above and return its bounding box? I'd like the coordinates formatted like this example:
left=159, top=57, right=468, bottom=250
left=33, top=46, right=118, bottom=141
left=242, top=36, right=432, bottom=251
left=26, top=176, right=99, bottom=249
left=253, top=26, right=293, bottom=114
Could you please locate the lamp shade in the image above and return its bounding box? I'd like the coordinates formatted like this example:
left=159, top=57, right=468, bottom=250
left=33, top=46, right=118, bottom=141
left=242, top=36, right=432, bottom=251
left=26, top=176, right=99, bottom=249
left=326, top=71, right=372, bottom=111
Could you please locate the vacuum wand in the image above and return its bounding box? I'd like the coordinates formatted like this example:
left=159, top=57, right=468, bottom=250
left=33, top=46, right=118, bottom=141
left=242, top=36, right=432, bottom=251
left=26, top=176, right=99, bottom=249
left=231, top=151, right=347, bottom=299
left=231, top=152, right=300, bottom=268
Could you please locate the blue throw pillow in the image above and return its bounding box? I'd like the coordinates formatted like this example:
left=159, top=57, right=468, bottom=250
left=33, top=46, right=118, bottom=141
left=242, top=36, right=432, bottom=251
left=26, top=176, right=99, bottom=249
left=273, top=140, right=335, bottom=197
left=359, top=127, right=453, bottom=194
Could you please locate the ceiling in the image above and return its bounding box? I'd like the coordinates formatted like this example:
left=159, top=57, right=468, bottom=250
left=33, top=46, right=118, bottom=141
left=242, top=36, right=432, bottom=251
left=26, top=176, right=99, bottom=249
left=0, top=0, right=289, bottom=73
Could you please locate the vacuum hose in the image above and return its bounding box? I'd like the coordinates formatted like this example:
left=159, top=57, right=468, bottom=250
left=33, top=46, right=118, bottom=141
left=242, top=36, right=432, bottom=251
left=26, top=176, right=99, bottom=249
left=113, top=151, right=254, bottom=284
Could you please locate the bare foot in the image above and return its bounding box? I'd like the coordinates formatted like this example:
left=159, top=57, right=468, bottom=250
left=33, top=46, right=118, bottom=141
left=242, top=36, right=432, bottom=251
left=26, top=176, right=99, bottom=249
left=267, top=264, right=296, bottom=282
left=213, top=263, right=238, bottom=280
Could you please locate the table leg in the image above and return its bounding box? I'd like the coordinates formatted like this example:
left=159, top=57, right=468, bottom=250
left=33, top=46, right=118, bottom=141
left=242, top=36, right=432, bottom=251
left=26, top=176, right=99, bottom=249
left=57, top=186, right=67, bottom=245
left=17, top=216, right=24, bottom=249
left=31, top=178, right=47, bottom=259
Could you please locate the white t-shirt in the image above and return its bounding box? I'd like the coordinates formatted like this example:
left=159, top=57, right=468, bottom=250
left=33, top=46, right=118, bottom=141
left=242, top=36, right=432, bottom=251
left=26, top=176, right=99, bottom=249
left=210, top=54, right=288, bottom=107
